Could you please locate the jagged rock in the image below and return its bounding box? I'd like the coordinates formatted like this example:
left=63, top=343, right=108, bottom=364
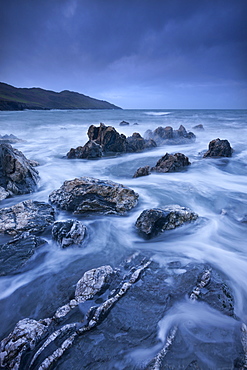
left=52, top=220, right=87, bottom=248
left=87, top=122, right=127, bottom=153
left=135, top=205, right=198, bottom=237
left=119, top=120, right=129, bottom=126
left=0, top=186, right=9, bottom=200
left=0, top=143, right=39, bottom=196
left=49, top=176, right=139, bottom=215
left=192, top=124, right=204, bottom=131
left=0, top=200, right=55, bottom=236
left=203, top=138, right=233, bottom=158
left=145, top=125, right=196, bottom=145
left=151, top=152, right=190, bottom=173
left=0, top=318, right=51, bottom=370
left=0, top=134, right=23, bottom=144
left=0, top=232, right=47, bottom=276
left=126, top=132, right=157, bottom=152
left=66, top=140, right=102, bottom=159
left=133, top=165, right=151, bottom=178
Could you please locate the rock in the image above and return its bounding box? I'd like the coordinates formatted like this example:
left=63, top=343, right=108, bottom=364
left=0, top=232, right=47, bottom=276
left=0, top=134, right=23, bottom=144
left=133, top=165, right=151, bottom=178
left=0, top=143, right=39, bottom=196
left=0, top=200, right=55, bottom=236
left=119, top=120, right=129, bottom=126
left=135, top=205, right=198, bottom=237
left=203, top=138, right=233, bottom=158
left=0, top=318, right=51, bottom=370
left=145, top=125, right=196, bottom=145
left=0, top=186, right=9, bottom=201
left=87, top=122, right=127, bottom=153
left=52, top=220, right=87, bottom=248
left=49, top=177, right=139, bottom=215
left=28, top=159, right=39, bottom=167
left=151, top=152, right=191, bottom=173
left=66, top=140, right=102, bottom=159
left=192, top=124, right=204, bottom=131
left=126, top=132, right=157, bottom=152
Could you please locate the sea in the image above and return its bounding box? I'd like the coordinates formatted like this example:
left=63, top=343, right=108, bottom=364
left=0, top=109, right=247, bottom=369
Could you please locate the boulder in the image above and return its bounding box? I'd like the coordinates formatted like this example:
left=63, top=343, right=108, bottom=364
left=203, top=138, right=233, bottom=158
left=119, top=120, right=129, bottom=126
left=126, top=132, right=156, bottom=152
left=145, top=125, right=196, bottom=145
left=151, top=152, right=190, bottom=173
left=0, top=200, right=55, bottom=236
left=66, top=140, right=102, bottom=159
left=192, top=124, right=204, bottom=131
left=52, top=220, right=87, bottom=248
left=87, top=123, right=127, bottom=153
left=133, top=165, right=151, bottom=178
left=0, top=143, right=39, bottom=196
left=135, top=205, right=198, bottom=237
left=0, top=232, right=47, bottom=276
left=49, top=177, right=139, bottom=215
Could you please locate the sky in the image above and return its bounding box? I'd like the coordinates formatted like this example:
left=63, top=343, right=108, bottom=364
left=0, top=0, right=247, bottom=109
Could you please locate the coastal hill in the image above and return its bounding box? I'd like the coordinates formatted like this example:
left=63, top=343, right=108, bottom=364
left=0, top=82, right=121, bottom=111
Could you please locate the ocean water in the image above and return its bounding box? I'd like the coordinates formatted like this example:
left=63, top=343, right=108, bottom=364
left=0, top=109, right=247, bottom=369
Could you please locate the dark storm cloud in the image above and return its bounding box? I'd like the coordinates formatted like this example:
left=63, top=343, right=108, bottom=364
left=0, top=0, right=246, bottom=108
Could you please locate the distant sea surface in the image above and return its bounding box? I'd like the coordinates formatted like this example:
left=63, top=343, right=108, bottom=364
left=0, top=109, right=247, bottom=369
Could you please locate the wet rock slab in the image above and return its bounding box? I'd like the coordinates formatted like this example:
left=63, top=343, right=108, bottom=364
left=49, top=176, right=139, bottom=215
left=135, top=205, right=198, bottom=237
left=0, top=199, right=55, bottom=236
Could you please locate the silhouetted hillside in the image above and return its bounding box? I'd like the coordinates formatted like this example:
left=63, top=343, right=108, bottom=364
left=0, top=83, right=121, bottom=110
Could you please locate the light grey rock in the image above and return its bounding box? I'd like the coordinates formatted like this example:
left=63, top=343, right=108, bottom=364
left=0, top=186, right=9, bottom=200
left=52, top=220, right=86, bottom=248
left=49, top=177, right=139, bottom=215
left=0, top=199, right=55, bottom=236
left=135, top=205, right=198, bottom=237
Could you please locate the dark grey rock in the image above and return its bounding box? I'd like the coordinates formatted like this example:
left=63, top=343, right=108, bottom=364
left=192, top=124, right=204, bottom=131
left=87, top=122, right=127, bottom=153
left=52, top=220, right=87, bottom=248
left=135, top=205, right=198, bottom=237
left=66, top=140, right=102, bottom=159
left=133, top=165, right=151, bottom=178
left=0, top=232, right=47, bottom=276
left=119, top=120, right=129, bottom=126
left=126, top=132, right=157, bottom=152
left=203, top=138, right=233, bottom=158
left=0, top=143, right=39, bottom=196
left=49, top=176, right=139, bottom=215
left=145, top=125, right=196, bottom=145
left=151, top=152, right=191, bottom=173
left=0, top=200, right=55, bottom=236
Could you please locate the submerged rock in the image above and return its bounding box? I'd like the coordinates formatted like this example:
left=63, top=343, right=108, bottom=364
left=203, top=138, right=233, bottom=158
left=145, top=125, right=196, bottom=145
left=119, top=120, right=130, bottom=126
left=52, top=219, right=87, bottom=248
left=151, top=152, right=191, bottom=173
left=0, top=143, right=39, bottom=196
left=135, top=205, right=198, bottom=237
left=192, top=124, right=204, bottom=131
left=133, top=165, right=151, bottom=178
left=66, top=140, right=102, bottom=159
left=0, top=200, right=55, bottom=236
left=49, top=176, right=139, bottom=215
left=0, top=232, right=47, bottom=276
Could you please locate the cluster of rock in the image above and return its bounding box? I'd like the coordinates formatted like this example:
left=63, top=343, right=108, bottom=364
left=67, top=122, right=156, bottom=159
left=145, top=124, right=196, bottom=145
left=0, top=143, right=39, bottom=200
left=0, top=134, right=23, bottom=144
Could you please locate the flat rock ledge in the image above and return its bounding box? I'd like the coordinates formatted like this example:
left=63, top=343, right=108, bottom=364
left=135, top=205, right=198, bottom=237
left=49, top=177, right=139, bottom=215
left=0, top=200, right=55, bottom=236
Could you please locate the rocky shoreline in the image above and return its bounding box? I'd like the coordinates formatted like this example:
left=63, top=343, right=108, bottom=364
left=1, top=122, right=243, bottom=369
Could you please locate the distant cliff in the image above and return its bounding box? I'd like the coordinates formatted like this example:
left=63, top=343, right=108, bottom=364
left=0, top=82, right=121, bottom=111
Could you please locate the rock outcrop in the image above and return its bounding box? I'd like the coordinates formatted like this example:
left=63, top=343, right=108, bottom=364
left=151, top=152, right=191, bottom=173
left=49, top=177, right=139, bottom=215
left=0, top=143, right=39, bottom=196
left=203, top=138, right=233, bottom=158
left=0, top=200, right=55, bottom=236
left=0, top=232, right=47, bottom=276
left=126, top=132, right=156, bottom=152
left=135, top=205, right=198, bottom=237
left=87, top=123, right=127, bottom=153
left=52, top=220, right=87, bottom=248
left=145, top=125, right=196, bottom=145
left=133, top=165, right=151, bottom=178
left=66, top=140, right=102, bottom=159
left=0, top=134, right=23, bottom=144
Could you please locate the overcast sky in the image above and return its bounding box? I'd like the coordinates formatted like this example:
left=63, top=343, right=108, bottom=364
left=1, top=0, right=247, bottom=109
